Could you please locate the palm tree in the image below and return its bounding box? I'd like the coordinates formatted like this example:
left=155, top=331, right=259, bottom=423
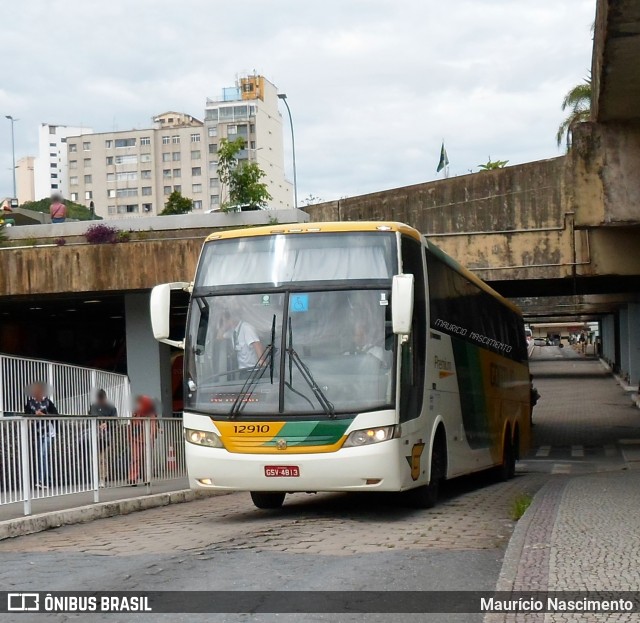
left=556, top=77, right=592, bottom=150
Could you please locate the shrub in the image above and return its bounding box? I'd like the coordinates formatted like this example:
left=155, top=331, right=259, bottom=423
left=54, top=237, right=67, bottom=246
left=84, top=224, right=121, bottom=244
left=511, top=494, right=533, bottom=521
left=24, top=237, right=38, bottom=247
left=117, top=230, right=131, bottom=243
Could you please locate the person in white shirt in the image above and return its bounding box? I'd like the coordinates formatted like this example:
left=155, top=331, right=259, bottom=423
left=352, top=321, right=386, bottom=366
left=218, top=311, right=265, bottom=379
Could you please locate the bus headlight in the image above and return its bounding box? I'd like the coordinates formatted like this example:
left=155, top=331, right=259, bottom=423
left=343, top=426, right=396, bottom=447
left=184, top=428, right=224, bottom=448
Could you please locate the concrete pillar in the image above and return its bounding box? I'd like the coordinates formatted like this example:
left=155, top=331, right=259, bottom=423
left=619, top=306, right=630, bottom=382
left=125, top=292, right=173, bottom=417
left=602, top=314, right=616, bottom=362
left=627, top=303, right=640, bottom=388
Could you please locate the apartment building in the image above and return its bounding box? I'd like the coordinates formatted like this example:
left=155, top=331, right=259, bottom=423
left=67, top=113, right=205, bottom=218
left=204, top=74, right=293, bottom=210
left=33, top=123, right=93, bottom=200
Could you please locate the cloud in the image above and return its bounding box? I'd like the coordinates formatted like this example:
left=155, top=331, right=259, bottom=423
left=1, top=0, right=596, bottom=201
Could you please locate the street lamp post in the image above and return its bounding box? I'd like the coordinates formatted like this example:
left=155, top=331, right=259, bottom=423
left=277, top=94, right=298, bottom=210
left=5, top=115, right=18, bottom=200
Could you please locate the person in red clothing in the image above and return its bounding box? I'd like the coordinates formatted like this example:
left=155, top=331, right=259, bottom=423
left=128, top=395, right=158, bottom=486
left=49, top=194, right=67, bottom=223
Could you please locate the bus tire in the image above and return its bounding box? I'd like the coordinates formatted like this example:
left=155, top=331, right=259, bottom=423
left=497, top=432, right=515, bottom=481
left=250, top=491, right=286, bottom=509
left=407, top=437, right=446, bottom=509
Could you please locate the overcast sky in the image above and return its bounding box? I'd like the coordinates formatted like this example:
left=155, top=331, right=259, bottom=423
left=1, top=0, right=595, bottom=203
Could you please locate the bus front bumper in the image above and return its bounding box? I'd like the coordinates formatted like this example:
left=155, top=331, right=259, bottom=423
left=186, top=440, right=407, bottom=492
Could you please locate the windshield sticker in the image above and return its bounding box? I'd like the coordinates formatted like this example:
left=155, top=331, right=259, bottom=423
left=261, top=295, right=271, bottom=306
left=290, top=294, right=309, bottom=313
left=379, top=292, right=388, bottom=306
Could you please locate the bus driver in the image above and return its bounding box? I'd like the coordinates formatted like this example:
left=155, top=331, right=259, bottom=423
left=218, top=310, right=265, bottom=379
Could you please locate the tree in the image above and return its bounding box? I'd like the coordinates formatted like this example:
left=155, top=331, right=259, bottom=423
left=20, top=198, right=101, bottom=221
left=478, top=157, right=509, bottom=171
left=556, top=77, right=592, bottom=150
left=160, top=190, right=193, bottom=216
left=217, top=137, right=271, bottom=211
left=302, top=193, right=323, bottom=206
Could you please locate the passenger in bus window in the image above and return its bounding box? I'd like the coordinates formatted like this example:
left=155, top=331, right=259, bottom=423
left=217, top=310, right=265, bottom=379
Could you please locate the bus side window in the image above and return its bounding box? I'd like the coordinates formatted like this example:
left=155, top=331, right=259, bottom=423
left=399, top=236, right=427, bottom=422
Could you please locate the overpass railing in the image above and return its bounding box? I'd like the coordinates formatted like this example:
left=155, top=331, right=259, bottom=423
left=0, top=416, right=186, bottom=515
left=0, top=353, right=131, bottom=417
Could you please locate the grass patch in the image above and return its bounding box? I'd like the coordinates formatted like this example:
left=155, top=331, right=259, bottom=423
left=511, top=494, right=533, bottom=521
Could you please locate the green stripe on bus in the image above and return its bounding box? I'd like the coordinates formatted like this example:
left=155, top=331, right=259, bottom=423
left=262, top=419, right=354, bottom=447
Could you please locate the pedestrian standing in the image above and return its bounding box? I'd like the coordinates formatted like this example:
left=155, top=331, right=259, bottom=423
left=50, top=194, right=67, bottom=223
left=89, top=389, right=118, bottom=487
left=128, top=395, right=158, bottom=486
left=24, top=382, right=59, bottom=489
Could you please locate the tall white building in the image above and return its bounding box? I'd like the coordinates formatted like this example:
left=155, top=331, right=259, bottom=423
left=33, top=123, right=93, bottom=200
left=204, top=74, right=293, bottom=210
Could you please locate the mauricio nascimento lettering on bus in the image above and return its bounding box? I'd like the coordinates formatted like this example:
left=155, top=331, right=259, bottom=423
left=433, top=318, right=512, bottom=354
left=480, top=597, right=634, bottom=613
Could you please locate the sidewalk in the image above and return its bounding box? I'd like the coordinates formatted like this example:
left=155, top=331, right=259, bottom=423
left=488, top=354, right=640, bottom=622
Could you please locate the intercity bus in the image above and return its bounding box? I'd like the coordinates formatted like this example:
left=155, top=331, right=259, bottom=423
left=151, top=222, right=530, bottom=509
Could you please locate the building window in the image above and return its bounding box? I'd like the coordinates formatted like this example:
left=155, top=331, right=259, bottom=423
left=191, top=133, right=201, bottom=143
left=107, top=173, right=115, bottom=182
left=172, top=151, right=181, bottom=162
left=250, top=141, right=256, bottom=149
left=116, top=171, right=137, bottom=181
left=163, top=169, right=171, bottom=178
left=162, top=136, right=170, bottom=145
left=208, top=126, right=217, bottom=138
left=51, top=173, right=58, bottom=179
left=193, top=200, right=202, bottom=210
left=50, top=152, right=56, bottom=158
left=49, top=126, right=56, bottom=135
left=191, top=150, right=201, bottom=160
left=162, top=153, right=171, bottom=162
left=69, top=144, right=77, bottom=153
left=115, top=138, right=136, bottom=148
left=173, top=185, right=182, bottom=193
left=209, top=177, right=219, bottom=188
left=69, top=160, right=77, bottom=169
left=84, top=158, right=91, bottom=167
left=227, top=125, right=237, bottom=135
left=49, top=142, right=56, bottom=148
left=70, top=193, right=78, bottom=202
left=70, top=176, right=78, bottom=186
left=210, top=194, right=220, bottom=207
left=208, top=161, right=217, bottom=172
left=105, top=140, right=113, bottom=148
left=116, top=188, right=138, bottom=198
left=51, top=184, right=58, bottom=189
left=208, top=143, right=217, bottom=154
left=61, top=138, right=67, bottom=143
left=250, top=124, right=255, bottom=133
left=164, top=186, right=171, bottom=196
left=173, top=168, right=181, bottom=178
left=108, top=206, right=116, bottom=215
left=84, top=175, right=92, bottom=184
left=172, top=135, right=180, bottom=144
left=142, top=203, right=152, bottom=213
left=142, top=187, right=152, bottom=196
left=192, top=183, right=202, bottom=193
left=83, top=141, right=91, bottom=151
left=140, top=153, right=152, bottom=163
left=115, top=154, right=138, bottom=165
left=141, top=136, right=151, bottom=146
left=50, top=163, right=57, bottom=168
left=106, top=156, right=114, bottom=166
left=85, top=191, right=93, bottom=200
left=125, top=204, right=138, bottom=213
left=108, top=189, right=116, bottom=198
left=191, top=166, right=201, bottom=176
left=141, top=169, right=152, bottom=179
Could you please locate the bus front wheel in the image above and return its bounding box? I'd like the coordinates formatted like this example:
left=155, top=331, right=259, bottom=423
left=407, top=440, right=446, bottom=509
left=250, top=491, right=286, bottom=509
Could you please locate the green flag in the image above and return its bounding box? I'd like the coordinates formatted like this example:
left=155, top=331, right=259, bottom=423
left=437, top=142, right=449, bottom=172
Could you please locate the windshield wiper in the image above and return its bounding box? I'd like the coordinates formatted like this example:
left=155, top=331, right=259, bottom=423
left=286, top=318, right=335, bottom=417
left=229, top=314, right=276, bottom=418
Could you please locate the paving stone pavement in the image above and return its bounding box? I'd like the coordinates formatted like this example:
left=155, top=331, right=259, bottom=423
left=487, top=352, right=640, bottom=623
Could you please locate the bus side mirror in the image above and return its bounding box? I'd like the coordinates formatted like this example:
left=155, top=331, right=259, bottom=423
left=392, top=274, right=414, bottom=335
left=150, top=282, right=191, bottom=349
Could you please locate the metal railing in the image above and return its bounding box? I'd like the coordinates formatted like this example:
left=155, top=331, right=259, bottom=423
left=0, top=353, right=131, bottom=417
left=0, top=416, right=186, bottom=515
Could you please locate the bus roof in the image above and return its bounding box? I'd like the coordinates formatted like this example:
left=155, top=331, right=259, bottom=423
left=204, top=221, right=521, bottom=316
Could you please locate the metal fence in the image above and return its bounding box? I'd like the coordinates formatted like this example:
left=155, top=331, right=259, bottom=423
left=0, top=417, right=186, bottom=515
left=0, top=353, right=131, bottom=417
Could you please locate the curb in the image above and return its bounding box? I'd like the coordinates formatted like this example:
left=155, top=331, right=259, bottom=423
left=0, top=489, right=228, bottom=541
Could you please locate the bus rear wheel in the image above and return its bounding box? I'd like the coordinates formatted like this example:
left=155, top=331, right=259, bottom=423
left=497, top=432, right=516, bottom=481
left=250, top=491, right=286, bottom=509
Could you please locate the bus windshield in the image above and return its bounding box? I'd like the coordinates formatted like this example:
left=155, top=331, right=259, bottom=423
left=185, top=289, right=395, bottom=417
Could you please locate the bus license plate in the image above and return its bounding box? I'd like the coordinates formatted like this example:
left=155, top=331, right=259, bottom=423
left=265, top=466, right=300, bottom=477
